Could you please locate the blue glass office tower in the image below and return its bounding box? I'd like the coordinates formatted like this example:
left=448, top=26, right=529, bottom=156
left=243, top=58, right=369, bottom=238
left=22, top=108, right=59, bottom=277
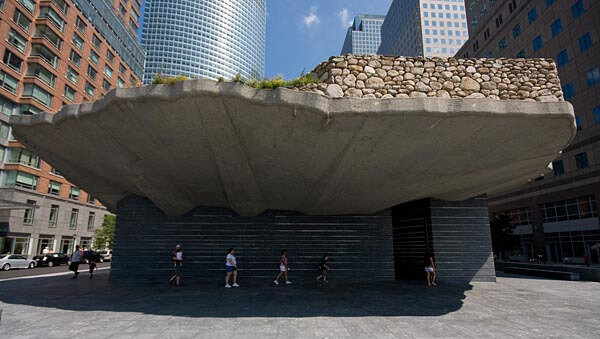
left=341, top=15, right=386, bottom=55
left=142, top=0, right=266, bottom=83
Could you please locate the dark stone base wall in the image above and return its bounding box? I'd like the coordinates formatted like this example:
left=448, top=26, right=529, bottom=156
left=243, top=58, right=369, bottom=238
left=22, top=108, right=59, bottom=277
left=392, top=197, right=496, bottom=282
left=111, top=196, right=395, bottom=282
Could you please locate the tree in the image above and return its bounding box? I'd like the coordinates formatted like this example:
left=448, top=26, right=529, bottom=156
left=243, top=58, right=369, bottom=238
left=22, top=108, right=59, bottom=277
left=94, top=214, right=116, bottom=250
left=490, top=214, right=522, bottom=261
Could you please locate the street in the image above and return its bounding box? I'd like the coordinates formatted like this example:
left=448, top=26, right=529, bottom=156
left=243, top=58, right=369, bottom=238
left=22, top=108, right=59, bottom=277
left=0, top=262, right=110, bottom=281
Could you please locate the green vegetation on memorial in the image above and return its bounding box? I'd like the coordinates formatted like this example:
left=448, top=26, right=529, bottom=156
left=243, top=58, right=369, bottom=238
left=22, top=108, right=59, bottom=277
left=152, top=73, right=188, bottom=85
left=219, top=71, right=320, bottom=89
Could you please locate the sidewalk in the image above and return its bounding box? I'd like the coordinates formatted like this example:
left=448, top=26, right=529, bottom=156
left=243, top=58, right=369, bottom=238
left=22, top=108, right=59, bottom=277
left=0, top=270, right=598, bottom=338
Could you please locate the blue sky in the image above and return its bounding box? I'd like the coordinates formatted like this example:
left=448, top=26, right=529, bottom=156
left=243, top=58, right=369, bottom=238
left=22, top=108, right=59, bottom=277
left=265, top=0, right=392, bottom=78
left=139, top=1, right=393, bottom=79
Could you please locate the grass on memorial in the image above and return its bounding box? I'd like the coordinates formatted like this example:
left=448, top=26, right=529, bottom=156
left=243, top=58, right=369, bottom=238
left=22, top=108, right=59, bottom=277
left=151, top=71, right=321, bottom=89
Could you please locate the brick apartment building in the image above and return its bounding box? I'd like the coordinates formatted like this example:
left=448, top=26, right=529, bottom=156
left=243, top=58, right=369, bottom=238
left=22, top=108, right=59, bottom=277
left=0, top=0, right=144, bottom=257
left=457, top=0, right=600, bottom=263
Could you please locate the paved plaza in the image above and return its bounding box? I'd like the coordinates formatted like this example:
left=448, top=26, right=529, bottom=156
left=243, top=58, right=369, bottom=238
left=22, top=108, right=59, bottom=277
left=0, top=271, right=598, bottom=338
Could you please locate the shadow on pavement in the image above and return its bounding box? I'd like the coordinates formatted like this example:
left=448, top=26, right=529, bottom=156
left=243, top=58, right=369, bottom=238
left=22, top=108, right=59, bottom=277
left=0, top=270, right=472, bottom=318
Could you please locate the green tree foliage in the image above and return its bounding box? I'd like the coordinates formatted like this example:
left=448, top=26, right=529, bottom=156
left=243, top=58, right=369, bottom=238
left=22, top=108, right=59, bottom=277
left=490, top=214, right=522, bottom=260
left=94, top=214, right=116, bottom=250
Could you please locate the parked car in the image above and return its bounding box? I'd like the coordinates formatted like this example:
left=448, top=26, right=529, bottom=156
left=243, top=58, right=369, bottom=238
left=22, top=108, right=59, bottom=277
left=33, top=253, right=70, bottom=267
left=98, top=250, right=112, bottom=261
left=82, top=250, right=104, bottom=263
left=1, top=254, right=36, bottom=271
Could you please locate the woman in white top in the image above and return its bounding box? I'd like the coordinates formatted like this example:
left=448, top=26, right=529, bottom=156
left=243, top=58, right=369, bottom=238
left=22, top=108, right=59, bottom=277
left=225, top=248, right=239, bottom=288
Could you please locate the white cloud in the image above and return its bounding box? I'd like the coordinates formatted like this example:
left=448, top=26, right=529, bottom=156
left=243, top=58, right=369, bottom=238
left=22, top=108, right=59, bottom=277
left=338, top=8, right=353, bottom=28
left=303, top=6, right=320, bottom=28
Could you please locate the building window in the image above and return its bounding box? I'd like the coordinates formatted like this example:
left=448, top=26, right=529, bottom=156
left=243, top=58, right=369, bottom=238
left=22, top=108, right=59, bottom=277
left=575, top=152, right=588, bottom=169
left=85, top=82, right=95, bottom=97
left=3, top=170, right=39, bottom=190
left=18, top=0, right=35, bottom=13
left=92, top=35, right=101, bottom=49
left=516, top=50, right=525, bottom=58
left=66, top=66, right=78, bottom=84
left=104, top=65, right=113, bottom=79
left=69, top=208, right=78, bottom=229
left=528, top=8, right=537, bottom=24
left=0, top=121, right=9, bottom=139
left=69, top=50, right=81, bottom=67
left=495, top=14, right=503, bottom=28
left=87, top=66, right=97, bottom=81
left=75, top=17, right=86, bottom=33
left=22, top=199, right=36, bottom=224
left=496, top=207, right=531, bottom=227
left=64, top=85, right=76, bottom=102
left=30, top=44, right=59, bottom=69
left=102, top=79, right=111, bottom=91
left=508, top=0, right=517, bottom=13
left=532, top=35, right=543, bottom=52
left=51, top=168, right=62, bottom=176
left=106, top=50, right=115, bottom=64
left=546, top=0, right=555, bottom=6
left=550, top=19, right=562, bottom=37
left=578, top=33, right=592, bottom=52
left=512, top=24, right=521, bottom=38
left=87, top=212, right=95, bottom=231
left=594, top=106, right=600, bottom=125
left=0, top=70, right=19, bottom=94
left=48, top=180, right=61, bottom=195
left=8, top=148, right=40, bottom=168
left=39, top=6, right=65, bottom=31
left=90, top=50, right=99, bottom=65
left=49, top=204, right=59, bottom=228
left=498, top=38, right=507, bottom=52
left=69, top=187, right=80, bottom=200
left=27, top=63, right=56, bottom=87
left=562, top=83, right=575, bottom=100
left=8, top=29, right=27, bottom=52
left=541, top=196, right=597, bottom=223
left=119, top=63, right=126, bottom=74
left=556, top=50, right=568, bottom=67
left=586, top=67, right=600, bottom=87
left=0, top=97, right=13, bottom=116
left=572, top=0, right=584, bottom=19
left=118, top=77, right=125, bottom=88
left=12, top=9, right=31, bottom=32
left=72, top=33, right=84, bottom=50
left=552, top=160, right=564, bottom=176
left=22, top=84, right=52, bottom=107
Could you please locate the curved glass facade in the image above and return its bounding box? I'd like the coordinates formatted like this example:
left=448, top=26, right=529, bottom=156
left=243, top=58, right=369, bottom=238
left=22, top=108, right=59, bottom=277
left=142, top=0, right=266, bottom=83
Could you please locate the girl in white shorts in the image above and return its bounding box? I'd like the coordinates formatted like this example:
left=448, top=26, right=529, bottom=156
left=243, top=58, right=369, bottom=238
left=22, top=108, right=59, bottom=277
left=274, top=249, right=292, bottom=285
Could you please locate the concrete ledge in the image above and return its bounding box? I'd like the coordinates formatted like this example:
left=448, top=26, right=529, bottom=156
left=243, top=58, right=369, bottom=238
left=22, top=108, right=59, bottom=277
left=504, top=266, right=581, bottom=281
left=10, top=79, right=575, bottom=216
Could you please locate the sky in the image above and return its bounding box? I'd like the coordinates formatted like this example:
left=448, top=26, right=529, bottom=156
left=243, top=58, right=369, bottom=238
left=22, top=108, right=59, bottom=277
left=138, top=0, right=393, bottom=79
left=265, top=0, right=393, bottom=78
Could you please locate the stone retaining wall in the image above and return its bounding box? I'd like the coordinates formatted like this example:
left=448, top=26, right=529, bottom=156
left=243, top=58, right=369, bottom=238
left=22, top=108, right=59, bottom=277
left=294, top=55, right=564, bottom=101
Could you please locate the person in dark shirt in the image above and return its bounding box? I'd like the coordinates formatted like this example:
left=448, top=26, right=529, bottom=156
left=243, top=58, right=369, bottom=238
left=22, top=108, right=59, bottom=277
left=316, top=255, right=330, bottom=282
left=169, top=244, right=183, bottom=286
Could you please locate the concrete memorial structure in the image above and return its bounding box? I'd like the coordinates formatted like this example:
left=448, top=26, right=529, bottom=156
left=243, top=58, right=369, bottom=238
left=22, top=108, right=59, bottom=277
left=9, top=56, right=575, bottom=283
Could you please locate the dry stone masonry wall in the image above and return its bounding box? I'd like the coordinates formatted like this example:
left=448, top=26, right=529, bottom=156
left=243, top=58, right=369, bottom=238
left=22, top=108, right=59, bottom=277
left=293, top=55, right=564, bottom=101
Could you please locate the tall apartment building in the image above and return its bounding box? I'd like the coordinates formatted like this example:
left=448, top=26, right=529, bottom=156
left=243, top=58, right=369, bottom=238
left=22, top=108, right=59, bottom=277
left=456, top=0, right=600, bottom=263
left=378, top=0, right=469, bottom=57
left=341, top=15, right=385, bottom=55
left=142, top=0, right=267, bottom=83
left=0, top=0, right=145, bottom=257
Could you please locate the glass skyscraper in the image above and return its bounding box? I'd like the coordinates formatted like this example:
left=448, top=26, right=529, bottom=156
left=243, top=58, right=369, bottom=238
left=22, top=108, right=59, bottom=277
left=378, top=0, right=469, bottom=57
left=341, top=15, right=386, bottom=55
left=142, top=0, right=267, bottom=83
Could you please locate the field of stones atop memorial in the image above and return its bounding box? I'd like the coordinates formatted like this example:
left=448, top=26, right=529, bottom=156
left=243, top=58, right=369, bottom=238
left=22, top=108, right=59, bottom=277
left=292, top=55, right=564, bottom=102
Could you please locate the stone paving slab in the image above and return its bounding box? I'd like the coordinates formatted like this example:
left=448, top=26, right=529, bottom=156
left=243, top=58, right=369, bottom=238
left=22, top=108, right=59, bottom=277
left=0, top=271, right=598, bottom=338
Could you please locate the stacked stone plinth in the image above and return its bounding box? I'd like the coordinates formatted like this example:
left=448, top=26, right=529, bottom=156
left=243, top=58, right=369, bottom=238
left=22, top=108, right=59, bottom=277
left=293, top=55, right=564, bottom=101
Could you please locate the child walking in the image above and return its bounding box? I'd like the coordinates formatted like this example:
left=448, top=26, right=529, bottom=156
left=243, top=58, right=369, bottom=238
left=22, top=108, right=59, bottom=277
left=88, top=259, right=97, bottom=279
left=274, top=249, right=292, bottom=285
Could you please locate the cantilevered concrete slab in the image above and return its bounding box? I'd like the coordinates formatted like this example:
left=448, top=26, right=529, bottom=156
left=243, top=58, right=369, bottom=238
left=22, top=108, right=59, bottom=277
left=9, top=79, right=575, bottom=216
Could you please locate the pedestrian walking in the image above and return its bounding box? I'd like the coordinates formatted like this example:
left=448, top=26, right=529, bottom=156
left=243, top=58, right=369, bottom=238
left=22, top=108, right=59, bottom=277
left=425, top=254, right=437, bottom=286
left=274, top=249, right=292, bottom=285
left=225, top=248, right=239, bottom=288
left=88, top=259, right=97, bottom=279
left=316, top=255, right=330, bottom=282
left=169, top=244, right=183, bottom=286
left=69, top=245, right=83, bottom=279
